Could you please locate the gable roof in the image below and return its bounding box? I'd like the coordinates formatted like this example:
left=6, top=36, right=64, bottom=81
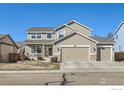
left=55, top=20, right=93, bottom=31
left=27, top=27, right=55, bottom=33
left=113, top=22, right=124, bottom=36
left=54, top=31, right=99, bottom=44
left=67, top=20, right=93, bottom=31
left=0, top=34, right=7, bottom=39
left=0, top=34, right=19, bottom=48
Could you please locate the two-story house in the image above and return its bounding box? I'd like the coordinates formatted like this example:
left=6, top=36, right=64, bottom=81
left=24, top=20, right=114, bottom=62
left=113, top=22, right=124, bottom=52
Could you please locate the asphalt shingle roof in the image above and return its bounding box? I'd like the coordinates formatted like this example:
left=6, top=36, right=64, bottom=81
left=24, top=40, right=55, bottom=44
left=91, top=36, right=114, bottom=44
left=0, top=34, right=7, bottom=39
left=27, top=27, right=55, bottom=33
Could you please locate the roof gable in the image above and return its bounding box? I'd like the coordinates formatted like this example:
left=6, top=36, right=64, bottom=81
left=54, top=31, right=98, bottom=44
left=66, top=20, right=92, bottom=31
left=113, top=22, right=124, bottom=36
left=55, top=20, right=92, bottom=31
left=0, top=34, right=18, bottom=48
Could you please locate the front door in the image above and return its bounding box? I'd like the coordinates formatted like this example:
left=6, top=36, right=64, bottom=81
left=48, top=48, right=52, bottom=56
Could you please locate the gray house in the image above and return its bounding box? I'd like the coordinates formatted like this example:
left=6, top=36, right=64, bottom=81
left=24, top=20, right=114, bottom=62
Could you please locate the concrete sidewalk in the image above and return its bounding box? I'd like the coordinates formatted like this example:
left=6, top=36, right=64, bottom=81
left=0, top=61, right=124, bottom=73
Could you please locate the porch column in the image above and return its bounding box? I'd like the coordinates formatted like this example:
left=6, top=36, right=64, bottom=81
left=42, top=45, right=45, bottom=57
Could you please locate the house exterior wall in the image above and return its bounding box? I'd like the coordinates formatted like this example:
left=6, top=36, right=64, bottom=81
left=0, top=44, right=17, bottom=62
left=113, top=24, right=124, bottom=52
left=27, top=33, right=55, bottom=40
left=67, top=22, right=91, bottom=36
left=55, top=26, right=74, bottom=39
left=53, top=34, right=97, bottom=61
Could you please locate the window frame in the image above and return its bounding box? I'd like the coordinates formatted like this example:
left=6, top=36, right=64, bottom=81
left=47, top=33, right=52, bottom=39
left=31, top=33, right=36, bottom=39
left=31, top=45, right=42, bottom=54
left=37, top=33, right=41, bottom=39
left=58, top=31, right=65, bottom=38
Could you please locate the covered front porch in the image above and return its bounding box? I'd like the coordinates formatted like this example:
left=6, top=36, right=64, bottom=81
left=25, top=44, right=53, bottom=60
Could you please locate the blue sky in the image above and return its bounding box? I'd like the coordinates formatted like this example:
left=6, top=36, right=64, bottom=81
left=0, top=3, right=124, bottom=42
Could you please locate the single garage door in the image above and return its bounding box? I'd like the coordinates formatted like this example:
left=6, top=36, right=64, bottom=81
left=61, top=47, right=89, bottom=61
left=97, top=47, right=112, bottom=61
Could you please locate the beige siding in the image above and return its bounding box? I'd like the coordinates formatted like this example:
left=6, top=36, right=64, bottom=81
left=61, top=47, right=89, bottom=61
left=54, top=33, right=96, bottom=54
left=55, top=26, right=74, bottom=39
left=27, top=33, right=55, bottom=40
left=53, top=33, right=97, bottom=61
left=68, top=22, right=91, bottom=36
left=1, top=44, right=17, bottom=62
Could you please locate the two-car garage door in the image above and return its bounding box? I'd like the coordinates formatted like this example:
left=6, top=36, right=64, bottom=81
left=61, top=47, right=89, bottom=61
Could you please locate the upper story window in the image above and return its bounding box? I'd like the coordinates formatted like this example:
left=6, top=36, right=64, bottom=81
left=31, top=33, right=36, bottom=39
left=37, top=33, right=41, bottom=39
left=116, top=34, right=118, bottom=39
left=119, top=45, right=121, bottom=51
left=47, top=33, right=52, bottom=39
left=59, top=31, right=65, bottom=38
left=31, top=33, right=41, bottom=39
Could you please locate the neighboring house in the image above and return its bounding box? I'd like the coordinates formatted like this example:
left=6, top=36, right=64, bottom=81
left=0, top=34, right=18, bottom=62
left=113, top=22, right=124, bottom=52
left=24, top=20, right=114, bottom=61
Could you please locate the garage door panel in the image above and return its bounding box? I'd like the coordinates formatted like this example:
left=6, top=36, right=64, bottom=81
left=61, top=47, right=89, bottom=61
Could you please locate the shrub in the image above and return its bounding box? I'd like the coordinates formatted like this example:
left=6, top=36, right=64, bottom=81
left=115, top=52, right=124, bottom=61
left=37, top=56, right=44, bottom=60
left=50, top=56, right=58, bottom=62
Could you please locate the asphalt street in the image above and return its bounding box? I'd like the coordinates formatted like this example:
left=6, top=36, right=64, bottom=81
left=0, top=72, right=124, bottom=85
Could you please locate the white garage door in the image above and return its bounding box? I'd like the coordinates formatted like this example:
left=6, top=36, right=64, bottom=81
left=61, top=47, right=89, bottom=61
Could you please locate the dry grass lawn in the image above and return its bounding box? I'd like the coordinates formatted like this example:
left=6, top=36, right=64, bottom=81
left=0, top=61, right=60, bottom=70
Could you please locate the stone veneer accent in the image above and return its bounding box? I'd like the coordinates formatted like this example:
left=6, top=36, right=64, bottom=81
left=90, top=54, right=96, bottom=61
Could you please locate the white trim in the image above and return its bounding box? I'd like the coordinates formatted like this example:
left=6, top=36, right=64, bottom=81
left=97, top=45, right=113, bottom=61
left=110, top=47, right=113, bottom=61
left=76, top=45, right=90, bottom=47
left=113, top=22, right=124, bottom=36
left=74, top=31, right=99, bottom=43
left=54, top=20, right=93, bottom=31
left=54, top=31, right=99, bottom=44
left=59, top=45, right=74, bottom=47
left=67, top=20, right=93, bottom=31
left=97, top=45, right=113, bottom=48
left=55, top=24, right=67, bottom=31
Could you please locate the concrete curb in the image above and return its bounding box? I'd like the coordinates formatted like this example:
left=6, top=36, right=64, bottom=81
left=0, top=68, right=124, bottom=73
left=0, top=70, right=61, bottom=74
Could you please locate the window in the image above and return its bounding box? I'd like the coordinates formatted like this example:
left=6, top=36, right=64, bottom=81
left=119, top=45, right=121, bottom=51
left=37, top=46, right=42, bottom=53
left=31, top=46, right=37, bottom=53
left=37, top=33, right=41, bottom=39
left=116, top=35, right=118, bottom=39
left=31, top=45, right=42, bottom=53
left=59, top=31, right=65, bottom=38
left=31, top=33, right=36, bottom=39
left=47, top=33, right=52, bottom=39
